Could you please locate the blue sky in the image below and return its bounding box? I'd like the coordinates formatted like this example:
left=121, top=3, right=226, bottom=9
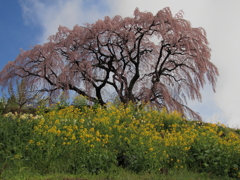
left=0, top=1, right=40, bottom=68
left=1, top=0, right=240, bottom=128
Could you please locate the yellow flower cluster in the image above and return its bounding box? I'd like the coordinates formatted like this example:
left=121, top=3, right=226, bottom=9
left=33, top=104, right=240, bottom=154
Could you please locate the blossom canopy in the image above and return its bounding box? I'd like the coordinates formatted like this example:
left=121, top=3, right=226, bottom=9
left=0, top=7, right=219, bottom=120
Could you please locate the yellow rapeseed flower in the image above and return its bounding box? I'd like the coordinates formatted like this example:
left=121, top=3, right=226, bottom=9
left=29, top=140, right=34, bottom=144
left=57, top=130, right=61, bottom=135
left=71, top=134, right=76, bottom=140
left=14, top=154, right=22, bottom=159
left=55, top=119, right=60, bottom=124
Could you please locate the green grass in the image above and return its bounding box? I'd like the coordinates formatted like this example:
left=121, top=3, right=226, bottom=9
left=1, top=166, right=236, bottom=180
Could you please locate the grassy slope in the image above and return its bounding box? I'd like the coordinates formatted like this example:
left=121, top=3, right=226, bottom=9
left=0, top=104, right=240, bottom=180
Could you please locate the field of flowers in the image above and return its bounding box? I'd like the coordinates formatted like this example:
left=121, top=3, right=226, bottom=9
left=0, top=102, right=240, bottom=178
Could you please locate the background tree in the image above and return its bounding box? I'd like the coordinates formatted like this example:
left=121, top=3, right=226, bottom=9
left=6, top=79, right=41, bottom=114
left=0, top=7, right=218, bottom=120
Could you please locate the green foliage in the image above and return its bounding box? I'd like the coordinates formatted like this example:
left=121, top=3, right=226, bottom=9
left=235, top=129, right=240, bottom=135
left=0, top=93, right=7, bottom=114
left=71, top=94, right=88, bottom=109
left=54, top=92, right=70, bottom=110
left=0, top=102, right=239, bottom=179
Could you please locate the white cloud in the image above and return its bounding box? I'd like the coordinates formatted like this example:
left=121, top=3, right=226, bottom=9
left=20, top=0, right=110, bottom=43
left=202, top=2, right=240, bottom=128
